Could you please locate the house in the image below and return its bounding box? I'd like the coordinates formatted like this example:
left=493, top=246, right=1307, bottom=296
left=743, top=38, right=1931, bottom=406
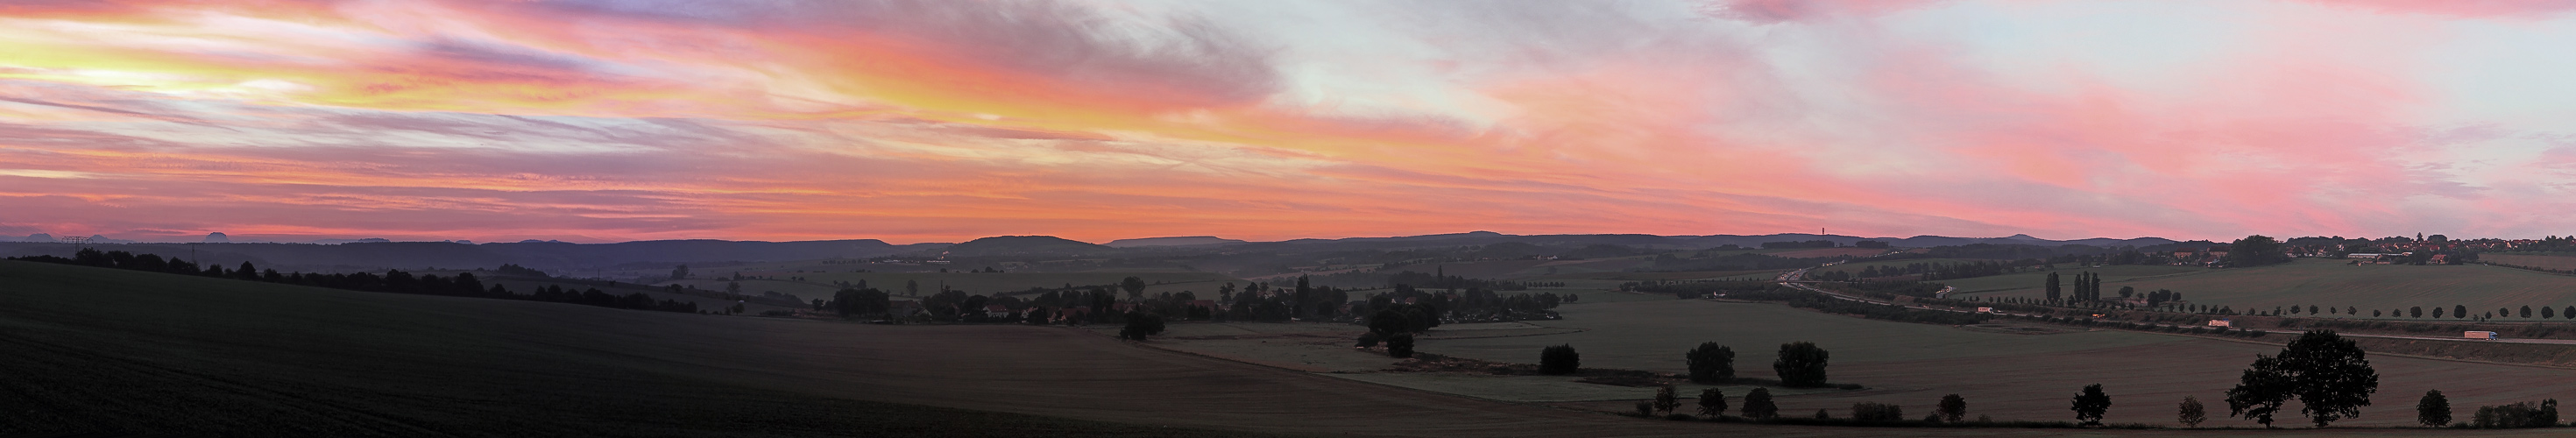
left=984, top=304, right=1016, bottom=319
left=1054, top=307, right=1092, bottom=322
left=1112, top=303, right=1136, bottom=313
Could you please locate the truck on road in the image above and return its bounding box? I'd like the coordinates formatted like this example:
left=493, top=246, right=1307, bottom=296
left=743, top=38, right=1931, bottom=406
left=2466, top=331, right=2501, bottom=340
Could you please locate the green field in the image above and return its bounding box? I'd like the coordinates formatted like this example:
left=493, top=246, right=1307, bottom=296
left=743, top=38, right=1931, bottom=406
left=1954, top=258, right=2576, bottom=319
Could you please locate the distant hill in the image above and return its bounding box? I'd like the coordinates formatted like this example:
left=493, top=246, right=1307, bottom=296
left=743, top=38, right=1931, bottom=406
left=934, top=236, right=1110, bottom=257
left=1104, top=237, right=1248, bottom=248
left=0, top=238, right=931, bottom=273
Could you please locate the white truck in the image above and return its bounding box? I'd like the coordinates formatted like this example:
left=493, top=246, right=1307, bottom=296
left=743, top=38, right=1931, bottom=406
left=2466, top=331, right=2501, bottom=340
left=1976, top=307, right=1995, bottom=314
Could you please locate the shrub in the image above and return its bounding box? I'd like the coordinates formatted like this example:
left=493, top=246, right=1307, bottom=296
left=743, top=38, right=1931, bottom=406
left=1633, top=401, right=1654, bottom=417
left=1851, top=402, right=1904, bottom=422
left=1354, top=331, right=1382, bottom=348
left=1654, top=385, right=1681, bottom=415
left=1117, top=312, right=1165, bottom=340
left=1385, top=333, right=1416, bottom=358
left=1539, top=344, right=1581, bottom=375
left=1815, top=409, right=1831, bottom=419
left=1664, top=413, right=1695, bottom=421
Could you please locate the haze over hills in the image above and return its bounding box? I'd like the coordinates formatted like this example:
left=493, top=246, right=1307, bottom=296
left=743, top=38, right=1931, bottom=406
left=0, top=230, right=2190, bottom=276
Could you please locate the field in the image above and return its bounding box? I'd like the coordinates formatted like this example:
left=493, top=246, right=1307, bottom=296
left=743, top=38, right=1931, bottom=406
left=1939, top=265, right=2211, bottom=293
left=1412, top=300, right=2576, bottom=427
left=660, top=271, right=1243, bottom=298
left=1769, top=248, right=1900, bottom=258
left=1953, top=258, right=2576, bottom=320
left=14, top=260, right=2576, bottom=436
left=1808, top=258, right=1994, bottom=277
left=2480, top=253, right=2576, bottom=272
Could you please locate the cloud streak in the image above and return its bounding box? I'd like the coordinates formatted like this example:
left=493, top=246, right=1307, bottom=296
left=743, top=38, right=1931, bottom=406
left=2, top=0, right=2572, bottom=243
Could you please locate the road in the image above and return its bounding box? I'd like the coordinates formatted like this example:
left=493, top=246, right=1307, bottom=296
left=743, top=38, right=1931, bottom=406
left=1774, top=265, right=2576, bottom=346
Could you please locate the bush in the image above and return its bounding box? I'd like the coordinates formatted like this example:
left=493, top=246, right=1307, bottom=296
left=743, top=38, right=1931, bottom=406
left=1851, top=402, right=1905, bottom=422
left=2471, top=399, right=2560, bottom=428
left=1633, top=401, right=1654, bottom=417
left=1117, top=312, right=1165, bottom=340
left=1539, top=344, right=1581, bottom=375
left=1385, top=333, right=1415, bottom=358
left=1665, top=413, right=1695, bottom=421
left=1355, top=331, right=1382, bottom=348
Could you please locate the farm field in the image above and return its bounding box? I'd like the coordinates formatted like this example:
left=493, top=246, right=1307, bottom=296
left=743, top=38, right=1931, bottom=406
left=1769, top=248, right=1900, bottom=258
left=1954, top=258, right=2576, bottom=320
left=1808, top=258, right=1993, bottom=277
left=1939, top=265, right=2211, bottom=293
left=660, top=271, right=1244, bottom=298
left=2480, top=253, right=2576, bottom=272
left=15, top=260, right=2574, bottom=436
left=1413, top=300, right=2576, bottom=427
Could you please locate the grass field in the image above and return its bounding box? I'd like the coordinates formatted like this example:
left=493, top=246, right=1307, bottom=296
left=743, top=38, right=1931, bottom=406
left=1769, top=248, right=1899, bottom=258
left=1954, top=258, right=2576, bottom=320
left=14, top=260, right=2573, bottom=436
left=1415, top=300, right=2576, bottom=427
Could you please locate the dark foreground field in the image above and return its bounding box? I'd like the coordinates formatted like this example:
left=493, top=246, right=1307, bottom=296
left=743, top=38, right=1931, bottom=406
left=0, top=261, right=2564, bottom=437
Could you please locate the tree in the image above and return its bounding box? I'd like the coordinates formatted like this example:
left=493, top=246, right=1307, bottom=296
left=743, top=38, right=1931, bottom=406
left=2179, top=396, right=2208, bottom=427
left=1118, top=312, right=1164, bottom=340
left=2522, top=306, right=2533, bottom=318
left=1851, top=402, right=1903, bottom=422
left=2411, top=307, right=2423, bottom=318
left=1686, top=343, right=1736, bottom=384
left=2227, top=330, right=2379, bottom=427
left=725, top=281, right=742, bottom=297
left=670, top=265, right=689, bottom=280
left=1385, top=333, right=1415, bottom=358
left=1938, top=393, right=1968, bottom=423
left=1654, top=385, right=1681, bottom=415
left=2228, top=236, right=2288, bottom=267
left=1697, top=388, right=1729, bottom=418
left=2071, top=384, right=2112, bottom=426
left=832, top=287, right=891, bottom=317
left=1742, top=388, right=1779, bottom=419
left=904, top=279, right=919, bottom=296
left=1539, top=344, right=1581, bottom=375
left=2045, top=272, right=2063, bottom=302
left=2455, top=305, right=2468, bottom=319
left=1773, top=342, right=1829, bottom=387
left=2419, top=390, right=2452, bottom=427
left=1120, top=276, right=1148, bottom=300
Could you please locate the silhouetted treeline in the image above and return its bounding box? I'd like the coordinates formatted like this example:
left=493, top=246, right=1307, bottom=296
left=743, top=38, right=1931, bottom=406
left=14, top=250, right=697, bottom=314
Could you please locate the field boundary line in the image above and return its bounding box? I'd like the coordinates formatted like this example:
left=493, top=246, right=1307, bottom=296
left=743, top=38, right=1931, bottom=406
left=1066, top=325, right=1678, bottom=418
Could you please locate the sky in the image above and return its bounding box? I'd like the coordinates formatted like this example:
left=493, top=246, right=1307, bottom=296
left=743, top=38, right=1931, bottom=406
left=4, top=0, right=2576, bottom=244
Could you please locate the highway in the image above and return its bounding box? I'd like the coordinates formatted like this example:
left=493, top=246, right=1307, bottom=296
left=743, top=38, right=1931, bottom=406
left=1773, top=264, right=2576, bottom=346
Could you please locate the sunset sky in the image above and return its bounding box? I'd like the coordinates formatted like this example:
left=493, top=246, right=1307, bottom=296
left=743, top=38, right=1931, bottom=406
left=5, top=0, right=2576, bottom=244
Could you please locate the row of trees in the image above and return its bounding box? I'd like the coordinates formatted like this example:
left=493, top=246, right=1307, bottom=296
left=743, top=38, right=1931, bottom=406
left=20, top=250, right=700, bottom=314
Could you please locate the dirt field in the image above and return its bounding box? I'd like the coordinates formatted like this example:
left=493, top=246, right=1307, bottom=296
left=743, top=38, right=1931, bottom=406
left=2480, top=253, right=2576, bottom=272
left=11, top=260, right=2572, bottom=437
left=1413, top=300, right=2576, bottom=427
left=1953, top=258, right=2576, bottom=320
